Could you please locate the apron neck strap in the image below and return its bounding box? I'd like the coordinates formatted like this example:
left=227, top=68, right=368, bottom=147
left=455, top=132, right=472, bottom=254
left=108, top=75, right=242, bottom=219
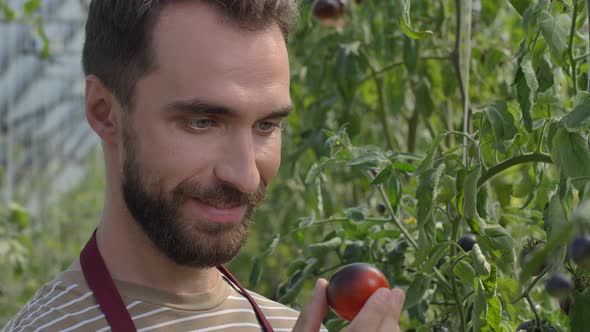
left=217, top=264, right=275, bottom=332
left=80, top=229, right=275, bottom=332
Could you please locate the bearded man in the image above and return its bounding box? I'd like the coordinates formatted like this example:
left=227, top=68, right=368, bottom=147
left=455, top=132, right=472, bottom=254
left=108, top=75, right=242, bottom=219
left=4, top=1, right=405, bottom=331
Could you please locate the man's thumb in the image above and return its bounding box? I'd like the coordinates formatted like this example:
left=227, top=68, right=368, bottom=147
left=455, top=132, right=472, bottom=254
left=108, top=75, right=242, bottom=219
left=292, top=278, right=330, bottom=332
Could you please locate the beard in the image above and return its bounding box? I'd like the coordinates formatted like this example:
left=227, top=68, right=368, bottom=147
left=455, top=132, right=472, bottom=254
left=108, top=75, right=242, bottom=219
left=120, top=121, right=266, bottom=268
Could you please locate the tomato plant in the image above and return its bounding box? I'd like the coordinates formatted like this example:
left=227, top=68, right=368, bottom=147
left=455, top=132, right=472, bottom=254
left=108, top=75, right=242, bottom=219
left=247, top=0, right=590, bottom=331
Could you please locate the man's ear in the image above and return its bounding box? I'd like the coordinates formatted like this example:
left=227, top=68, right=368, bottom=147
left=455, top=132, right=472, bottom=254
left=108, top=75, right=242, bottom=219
left=85, top=75, right=121, bottom=144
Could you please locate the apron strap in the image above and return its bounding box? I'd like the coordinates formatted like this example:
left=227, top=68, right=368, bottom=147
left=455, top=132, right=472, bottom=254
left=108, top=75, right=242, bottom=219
left=80, top=230, right=136, bottom=331
left=217, top=265, right=275, bottom=332
left=80, top=229, right=275, bottom=332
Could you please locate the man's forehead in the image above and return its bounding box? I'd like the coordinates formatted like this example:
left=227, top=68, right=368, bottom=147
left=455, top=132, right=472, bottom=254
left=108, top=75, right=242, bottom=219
left=150, top=2, right=288, bottom=76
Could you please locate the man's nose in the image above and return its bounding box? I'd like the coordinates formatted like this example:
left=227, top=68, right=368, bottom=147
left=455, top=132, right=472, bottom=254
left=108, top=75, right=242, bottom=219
left=213, top=132, right=261, bottom=194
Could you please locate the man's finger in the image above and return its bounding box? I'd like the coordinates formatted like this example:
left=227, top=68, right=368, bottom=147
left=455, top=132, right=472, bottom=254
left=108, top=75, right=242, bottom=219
left=346, top=288, right=405, bottom=331
left=390, top=288, right=405, bottom=321
left=292, top=278, right=329, bottom=332
left=378, top=288, right=405, bottom=332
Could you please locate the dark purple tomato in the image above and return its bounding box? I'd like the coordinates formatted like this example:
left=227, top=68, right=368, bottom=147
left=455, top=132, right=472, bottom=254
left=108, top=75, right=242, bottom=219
left=326, top=263, right=390, bottom=321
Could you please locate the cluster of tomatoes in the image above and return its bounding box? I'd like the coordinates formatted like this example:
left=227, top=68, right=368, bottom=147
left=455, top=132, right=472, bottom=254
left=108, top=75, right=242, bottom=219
left=457, top=233, right=590, bottom=331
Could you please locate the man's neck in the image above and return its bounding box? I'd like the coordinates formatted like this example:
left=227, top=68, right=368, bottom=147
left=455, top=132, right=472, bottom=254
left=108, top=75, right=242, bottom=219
left=73, top=208, right=219, bottom=294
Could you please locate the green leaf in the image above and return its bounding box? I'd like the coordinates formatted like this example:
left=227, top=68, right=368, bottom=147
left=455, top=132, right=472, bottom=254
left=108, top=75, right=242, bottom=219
left=561, top=103, right=590, bottom=132
left=483, top=101, right=518, bottom=152
left=482, top=265, right=498, bottom=295
left=399, top=0, right=433, bottom=40
left=551, top=128, right=590, bottom=178
left=574, top=91, right=590, bottom=107
left=571, top=289, right=590, bottom=332
left=0, top=1, right=16, bottom=20
left=309, top=237, right=342, bottom=254
left=413, top=134, right=444, bottom=176
left=536, top=56, right=554, bottom=93
left=415, top=78, right=434, bottom=117
left=419, top=242, right=448, bottom=274
left=416, top=163, right=446, bottom=254
left=344, top=207, right=365, bottom=223
left=540, top=11, right=568, bottom=66
left=479, top=224, right=514, bottom=256
left=8, top=203, right=30, bottom=230
left=278, top=258, right=318, bottom=304
left=454, top=260, right=476, bottom=286
left=393, top=161, right=416, bottom=173
left=399, top=18, right=433, bottom=40
left=371, top=164, right=393, bottom=185
left=462, top=166, right=481, bottom=220
left=485, top=296, right=502, bottom=331
left=515, top=54, right=538, bottom=132
left=23, top=0, right=41, bottom=15
left=342, top=241, right=364, bottom=262
left=473, top=279, right=487, bottom=332
left=404, top=274, right=432, bottom=309
left=37, top=22, right=51, bottom=59
left=260, top=233, right=280, bottom=257
left=403, top=36, right=418, bottom=73
left=470, top=244, right=491, bottom=277
left=335, top=42, right=361, bottom=105
left=249, top=257, right=263, bottom=288
left=509, top=0, right=533, bottom=16
left=477, top=185, right=489, bottom=220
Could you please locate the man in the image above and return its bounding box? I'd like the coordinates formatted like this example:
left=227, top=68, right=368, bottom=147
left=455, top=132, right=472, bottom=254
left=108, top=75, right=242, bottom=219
left=4, top=1, right=405, bottom=331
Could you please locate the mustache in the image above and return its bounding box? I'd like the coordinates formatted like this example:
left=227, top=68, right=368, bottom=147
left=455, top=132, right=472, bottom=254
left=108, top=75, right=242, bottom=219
left=174, top=180, right=266, bottom=207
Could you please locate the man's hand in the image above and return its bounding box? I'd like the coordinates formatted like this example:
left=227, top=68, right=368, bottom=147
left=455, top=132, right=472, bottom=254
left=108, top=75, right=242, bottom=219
left=292, top=278, right=406, bottom=332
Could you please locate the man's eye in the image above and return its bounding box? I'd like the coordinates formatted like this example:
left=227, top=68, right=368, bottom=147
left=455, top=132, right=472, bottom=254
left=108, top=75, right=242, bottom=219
left=257, top=121, right=280, bottom=133
left=187, top=119, right=214, bottom=130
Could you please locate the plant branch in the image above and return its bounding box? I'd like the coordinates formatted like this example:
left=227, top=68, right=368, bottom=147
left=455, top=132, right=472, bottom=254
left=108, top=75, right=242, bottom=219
left=450, top=268, right=467, bottom=332
left=525, top=295, right=541, bottom=323
left=374, top=77, right=395, bottom=151
left=377, top=185, right=418, bottom=249
left=477, top=153, right=553, bottom=187
left=359, top=55, right=451, bottom=84
left=453, top=0, right=466, bottom=106
left=511, top=267, right=550, bottom=304
left=569, top=0, right=579, bottom=95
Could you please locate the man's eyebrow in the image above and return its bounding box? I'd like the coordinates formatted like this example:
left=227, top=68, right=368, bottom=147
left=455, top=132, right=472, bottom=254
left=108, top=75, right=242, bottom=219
left=163, top=98, right=294, bottom=119
left=264, top=104, right=294, bottom=119
left=163, top=98, right=233, bottom=116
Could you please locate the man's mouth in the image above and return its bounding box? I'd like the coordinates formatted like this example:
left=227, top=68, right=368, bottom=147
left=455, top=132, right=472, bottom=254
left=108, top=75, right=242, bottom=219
left=190, top=198, right=247, bottom=223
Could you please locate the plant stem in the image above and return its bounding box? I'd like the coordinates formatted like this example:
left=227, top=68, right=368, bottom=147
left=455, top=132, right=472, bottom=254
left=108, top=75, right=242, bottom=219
left=454, top=0, right=472, bottom=166
left=377, top=185, right=418, bottom=249
left=477, top=153, right=553, bottom=187
left=569, top=0, right=579, bottom=95
left=374, top=77, right=396, bottom=151
left=511, top=267, right=549, bottom=304
left=450, top=271, right=467, bottom=332
left=359, top=55, right=450, bottom=84
left=525, top=295, right=541, bottom=323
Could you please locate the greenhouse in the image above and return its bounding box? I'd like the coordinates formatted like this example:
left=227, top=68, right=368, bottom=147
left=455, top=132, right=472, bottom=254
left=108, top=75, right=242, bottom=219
left=1, top=0, right=93, bottom=210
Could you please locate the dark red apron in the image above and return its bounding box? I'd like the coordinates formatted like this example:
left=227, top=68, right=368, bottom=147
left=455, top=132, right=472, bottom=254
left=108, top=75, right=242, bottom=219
left=80, top=230, right=275, bottom=332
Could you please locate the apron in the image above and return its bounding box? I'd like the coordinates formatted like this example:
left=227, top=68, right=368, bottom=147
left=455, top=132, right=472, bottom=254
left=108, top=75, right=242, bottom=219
left=79, top=229, right=275, bottom=332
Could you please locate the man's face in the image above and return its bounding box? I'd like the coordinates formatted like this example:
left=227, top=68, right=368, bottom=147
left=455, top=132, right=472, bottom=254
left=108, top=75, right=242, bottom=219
left=119, top=2, right=291, bottom=267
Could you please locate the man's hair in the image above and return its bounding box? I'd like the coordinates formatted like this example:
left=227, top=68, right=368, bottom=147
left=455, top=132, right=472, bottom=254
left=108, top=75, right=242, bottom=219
left=82, top=0, right=299, bottom=109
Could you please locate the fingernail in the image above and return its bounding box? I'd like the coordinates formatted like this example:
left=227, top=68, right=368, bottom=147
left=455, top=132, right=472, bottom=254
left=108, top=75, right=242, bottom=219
left=391, top=288, right=405, bottom=303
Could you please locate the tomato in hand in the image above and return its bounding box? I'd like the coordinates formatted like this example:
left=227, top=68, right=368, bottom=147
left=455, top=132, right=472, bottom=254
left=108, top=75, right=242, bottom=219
left=326, top=262, right=391, bottom=321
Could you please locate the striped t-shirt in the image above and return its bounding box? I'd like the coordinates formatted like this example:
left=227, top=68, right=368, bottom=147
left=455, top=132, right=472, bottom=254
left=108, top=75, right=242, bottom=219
left=3, top=268, right=322, bottom=331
